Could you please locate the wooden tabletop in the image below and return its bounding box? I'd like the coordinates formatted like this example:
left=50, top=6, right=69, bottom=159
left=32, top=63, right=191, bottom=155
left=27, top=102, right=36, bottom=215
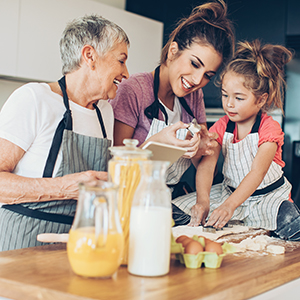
left=0, top=241, right=300, bottom=300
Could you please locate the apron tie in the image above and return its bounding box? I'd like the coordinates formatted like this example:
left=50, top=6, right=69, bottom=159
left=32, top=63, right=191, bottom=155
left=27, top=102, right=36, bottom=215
left=43, top=77, right=72, bottom=178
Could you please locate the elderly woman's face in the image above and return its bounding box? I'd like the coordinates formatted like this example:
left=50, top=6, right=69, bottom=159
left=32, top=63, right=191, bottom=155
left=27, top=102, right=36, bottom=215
left=94, top=41, right=129, bottom=100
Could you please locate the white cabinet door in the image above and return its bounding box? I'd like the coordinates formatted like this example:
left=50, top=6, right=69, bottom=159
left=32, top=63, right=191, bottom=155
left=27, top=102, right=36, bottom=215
left=0, top=0, right=20, bottom=77
left=17, top=0, right=163, bottom=82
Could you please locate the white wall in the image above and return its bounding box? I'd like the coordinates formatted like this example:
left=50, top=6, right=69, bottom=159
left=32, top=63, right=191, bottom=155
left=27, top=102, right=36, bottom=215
left=0, top=0, right=162, bottom=108
left=0, top=79, right=25, bottom=108
left=93, top=0, right=126, bottom=9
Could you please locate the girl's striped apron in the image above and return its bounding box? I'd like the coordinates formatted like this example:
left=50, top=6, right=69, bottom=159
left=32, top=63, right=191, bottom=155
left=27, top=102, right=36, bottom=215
left=173, top=114, right=292, bottom=230
left=0, top=76, right=111, bottom=251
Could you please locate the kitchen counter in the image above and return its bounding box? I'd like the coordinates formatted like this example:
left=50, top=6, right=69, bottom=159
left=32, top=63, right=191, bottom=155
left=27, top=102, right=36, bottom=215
left=0, top=242, right=300, bottom=300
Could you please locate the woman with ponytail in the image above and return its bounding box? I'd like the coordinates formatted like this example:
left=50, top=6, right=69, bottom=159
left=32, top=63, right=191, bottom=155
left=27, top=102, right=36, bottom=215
left=173, top=39, right=300, bottom=241
left=109, top=1, right=234, bottom=225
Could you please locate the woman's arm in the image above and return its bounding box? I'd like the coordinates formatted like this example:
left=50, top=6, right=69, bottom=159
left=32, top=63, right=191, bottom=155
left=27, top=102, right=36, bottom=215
left=113, top=119, right=135, bottom=146
left=206, top=141, right=278, bottom=228
left=0, top=138, right=107, bottom=204
left=189, top=143, right=222, bottom=226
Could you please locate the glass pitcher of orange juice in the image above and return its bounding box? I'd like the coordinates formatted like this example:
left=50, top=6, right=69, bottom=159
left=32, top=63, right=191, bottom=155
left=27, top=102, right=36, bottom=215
left=67, top=180, right=123, bottom=278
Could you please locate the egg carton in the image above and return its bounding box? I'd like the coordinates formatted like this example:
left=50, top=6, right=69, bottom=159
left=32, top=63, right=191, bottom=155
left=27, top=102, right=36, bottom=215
left=171, top=235, right=236, bottom=269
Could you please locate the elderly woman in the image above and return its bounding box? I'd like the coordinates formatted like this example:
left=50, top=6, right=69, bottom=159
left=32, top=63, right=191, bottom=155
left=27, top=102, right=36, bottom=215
left=0, top=15, right=130, bottom=251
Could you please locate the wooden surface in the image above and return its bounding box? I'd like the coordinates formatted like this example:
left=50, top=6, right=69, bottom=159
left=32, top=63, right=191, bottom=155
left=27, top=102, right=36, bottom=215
left=0, top=240, right=300, bottom=300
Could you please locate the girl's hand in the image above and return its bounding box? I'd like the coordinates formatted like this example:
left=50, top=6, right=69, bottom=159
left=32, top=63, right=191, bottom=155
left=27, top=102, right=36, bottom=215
left=205, top=202, right=235, bottom=229
left=188, top=201, right=210, bottom=227
left=197, top=125, right=219, bottom=157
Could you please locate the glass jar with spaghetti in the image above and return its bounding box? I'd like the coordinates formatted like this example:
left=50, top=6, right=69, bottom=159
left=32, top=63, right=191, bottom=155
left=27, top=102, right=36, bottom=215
left=108, top=139, right=152, bottom=265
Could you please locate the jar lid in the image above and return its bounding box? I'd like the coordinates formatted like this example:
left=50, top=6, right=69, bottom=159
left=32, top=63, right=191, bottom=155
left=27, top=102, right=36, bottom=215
left=109, top=139, right=152, bottom=158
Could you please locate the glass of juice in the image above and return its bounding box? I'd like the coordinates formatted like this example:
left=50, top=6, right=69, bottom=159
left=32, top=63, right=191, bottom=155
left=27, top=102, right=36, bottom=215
left=67, top=181, right=124, bottom=278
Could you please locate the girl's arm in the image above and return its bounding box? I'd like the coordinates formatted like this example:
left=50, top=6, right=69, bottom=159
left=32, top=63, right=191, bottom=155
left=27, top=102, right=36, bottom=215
left=205, top=141, right=278, bottom=228
left=189, top=143, right=222, bottom=226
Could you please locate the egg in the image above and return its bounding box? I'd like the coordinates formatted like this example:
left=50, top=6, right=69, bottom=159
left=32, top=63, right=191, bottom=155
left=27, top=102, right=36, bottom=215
left=184, top=240, right=204, bottom=255
left=205, top=241, right=223, bottom=255
left=176, top=235, right=193, bottom=247
left=176, top=235, right=189, bottom=243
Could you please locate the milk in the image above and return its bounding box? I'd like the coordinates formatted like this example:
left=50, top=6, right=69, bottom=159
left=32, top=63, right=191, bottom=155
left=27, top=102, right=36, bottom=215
left=128, top=206, right=172, bottom=276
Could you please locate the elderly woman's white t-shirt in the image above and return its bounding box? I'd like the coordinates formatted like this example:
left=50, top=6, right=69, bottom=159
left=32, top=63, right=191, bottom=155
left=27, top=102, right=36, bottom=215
left=0, top=83, right=114, bottom=178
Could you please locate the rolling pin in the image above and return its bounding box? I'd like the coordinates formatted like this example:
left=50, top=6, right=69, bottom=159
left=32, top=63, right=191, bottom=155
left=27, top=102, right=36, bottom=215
left=37, top=233, right=69, bottom=243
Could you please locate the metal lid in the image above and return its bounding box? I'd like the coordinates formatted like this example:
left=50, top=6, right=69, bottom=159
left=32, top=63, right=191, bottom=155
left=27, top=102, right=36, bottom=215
left=108, top=139, right=152, bottom=158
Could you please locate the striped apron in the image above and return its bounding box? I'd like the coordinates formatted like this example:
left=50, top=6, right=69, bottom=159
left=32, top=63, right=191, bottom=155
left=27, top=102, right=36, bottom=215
left=0, top=76, right=111, bottom=251
left=173, top=114, right=292, bottom=230
left=144, top=65, right=195, bottom=187
left=145, top=119, right=191, bottom=186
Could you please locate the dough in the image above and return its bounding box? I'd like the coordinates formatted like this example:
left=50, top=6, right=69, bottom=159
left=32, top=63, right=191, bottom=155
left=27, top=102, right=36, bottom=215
left=266, top=245, right=285, bottom=254
left=239, top=235, right=271, bottom=251
left=228, top=235, right=285, bottom=255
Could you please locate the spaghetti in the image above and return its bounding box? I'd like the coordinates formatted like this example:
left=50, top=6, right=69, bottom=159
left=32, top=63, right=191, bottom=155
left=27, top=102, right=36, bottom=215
left=108, top=156, right=147, bottom=265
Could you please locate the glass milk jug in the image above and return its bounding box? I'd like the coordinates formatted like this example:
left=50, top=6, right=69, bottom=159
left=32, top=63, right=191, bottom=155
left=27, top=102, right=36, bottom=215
left=108, top=139, right=152, bottom=265
left=128, top=160, right=172, bottom=277
left=67, top=180, right=123, bottom=278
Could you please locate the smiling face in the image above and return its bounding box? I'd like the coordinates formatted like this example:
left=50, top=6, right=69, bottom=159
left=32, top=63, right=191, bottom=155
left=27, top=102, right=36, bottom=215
left=221, top=71, right=266, bottom=126
left=93, top=41, right=129, bottom=100
left=167, top=42, right=222, bottom=97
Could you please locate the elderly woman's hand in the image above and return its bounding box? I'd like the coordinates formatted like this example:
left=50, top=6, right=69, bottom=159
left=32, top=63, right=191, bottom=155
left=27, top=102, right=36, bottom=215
left=59, top=171, right=108, bottom=200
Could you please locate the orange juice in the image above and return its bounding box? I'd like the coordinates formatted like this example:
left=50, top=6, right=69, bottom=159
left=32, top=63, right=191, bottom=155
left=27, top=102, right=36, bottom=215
left=67, top=227, right=124, bottom=278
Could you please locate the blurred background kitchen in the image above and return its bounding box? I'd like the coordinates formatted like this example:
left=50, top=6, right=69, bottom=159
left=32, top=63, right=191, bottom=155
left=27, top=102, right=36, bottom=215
left=1, top=0, right=300, bottom=205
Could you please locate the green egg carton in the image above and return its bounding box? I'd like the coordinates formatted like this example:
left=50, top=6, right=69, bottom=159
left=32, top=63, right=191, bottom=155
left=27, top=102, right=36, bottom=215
left=171, top=235, right=236, bottom=269
left=183, top=252, right=205, bottom=269
left=203, top=252, right=226, bottom=268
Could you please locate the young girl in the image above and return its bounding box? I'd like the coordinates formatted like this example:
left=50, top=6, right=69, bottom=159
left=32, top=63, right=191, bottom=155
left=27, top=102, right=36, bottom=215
left=173, top=39, right=300, bottom=241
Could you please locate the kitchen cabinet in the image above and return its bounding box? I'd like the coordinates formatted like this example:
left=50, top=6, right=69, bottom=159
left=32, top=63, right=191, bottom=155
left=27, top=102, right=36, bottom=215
left=0, top=0, right=163, bottom=82
left=0, top=0, right=19, bottom=77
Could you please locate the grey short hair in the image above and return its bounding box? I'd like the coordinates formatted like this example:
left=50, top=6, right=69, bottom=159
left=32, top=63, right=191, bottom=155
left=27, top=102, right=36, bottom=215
left=59, top=14, right=130, bottom=75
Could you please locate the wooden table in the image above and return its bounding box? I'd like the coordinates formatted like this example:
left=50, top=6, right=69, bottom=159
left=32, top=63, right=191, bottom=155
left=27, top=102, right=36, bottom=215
left=0, top=242, right=300, bottom=300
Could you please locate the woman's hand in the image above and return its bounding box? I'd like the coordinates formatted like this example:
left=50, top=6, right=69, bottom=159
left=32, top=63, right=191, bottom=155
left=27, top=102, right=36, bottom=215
left=204, top=201, right=235, bottom=229
left=188, top=201, right=210, bottom=226
left=59, top=171, right=108, bottom=200
left=143, top=121, right=200, bottom=155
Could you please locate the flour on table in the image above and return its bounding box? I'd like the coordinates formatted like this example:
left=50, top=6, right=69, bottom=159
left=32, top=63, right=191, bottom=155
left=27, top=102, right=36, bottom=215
left=172, top=224, right=250, bottom=241
left=229, top=235, right=285, bottom=255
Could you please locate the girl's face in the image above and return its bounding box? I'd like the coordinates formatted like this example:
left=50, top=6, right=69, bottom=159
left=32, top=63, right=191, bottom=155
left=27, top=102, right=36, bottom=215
left=94, top=41, right=129, bottom=100
left=167, top=42, right=222, bottom=97
left=221, top=71, right=265, bottom=125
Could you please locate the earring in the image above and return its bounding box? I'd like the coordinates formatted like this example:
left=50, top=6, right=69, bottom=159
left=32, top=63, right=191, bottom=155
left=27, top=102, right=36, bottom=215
left=92, top=65, right=95, bottom=69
